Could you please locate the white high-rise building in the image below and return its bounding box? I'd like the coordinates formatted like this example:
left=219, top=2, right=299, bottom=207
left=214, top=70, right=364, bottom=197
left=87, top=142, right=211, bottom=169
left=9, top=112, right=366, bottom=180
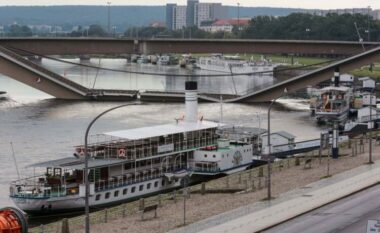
left=194, top=3, right=226, bottom=27
left=166, top=1, right=226, bottom=30
left=166, top=4, right=187, bottom=30
left=173, top=6, right=187, bottom=30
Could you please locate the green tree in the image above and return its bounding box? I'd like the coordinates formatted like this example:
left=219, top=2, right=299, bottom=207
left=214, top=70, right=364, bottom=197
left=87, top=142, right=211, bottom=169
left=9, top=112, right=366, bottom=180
left=87, top=24, right=106, bottom=37
left=9, top=24, right=32, bottom=37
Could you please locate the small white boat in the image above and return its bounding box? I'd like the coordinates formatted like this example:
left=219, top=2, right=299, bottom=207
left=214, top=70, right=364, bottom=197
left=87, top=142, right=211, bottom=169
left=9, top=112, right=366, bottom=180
left=197, top=55, right=276, bottom=75
left=157, top=55, right=178, bottom=66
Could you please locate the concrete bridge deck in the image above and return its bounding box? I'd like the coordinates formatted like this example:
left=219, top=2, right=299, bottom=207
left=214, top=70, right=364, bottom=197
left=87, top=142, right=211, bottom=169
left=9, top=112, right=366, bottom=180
left=0, top=38, right=379, bottom=56
left=0, top=46, right=137, bottom=100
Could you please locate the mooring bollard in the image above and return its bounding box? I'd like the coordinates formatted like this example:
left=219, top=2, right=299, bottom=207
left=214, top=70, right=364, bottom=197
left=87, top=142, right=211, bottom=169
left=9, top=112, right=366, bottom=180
left=295, top=157, right=300, bottom=166
left=355, top=140, right=358, bottom=156
left=122, top=204, right=127, bottom=218
left=173, top=190, right=177, bottom=203
left=238, top=173, right=242, bottom=184
left=139, top=198, right=145, bottom=211
left=226, top=176, right=230, bottom=188
left=157, top=194, right=162, bottom=207
left=40, top=224, right=44, bottom=233
left=104, top=208, right=108, bottom=223
left=258, top=167, right=264, bottom=177
left=201, top=182, right=206, bottom=195
left=61, top=218, right=70, bottom=233
left=251, top=179, right=256, bottom=191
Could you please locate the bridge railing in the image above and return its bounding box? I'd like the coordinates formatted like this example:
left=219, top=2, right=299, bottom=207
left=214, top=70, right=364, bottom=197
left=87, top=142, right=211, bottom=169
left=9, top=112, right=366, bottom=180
left=0, top=46, right=90, bottom=94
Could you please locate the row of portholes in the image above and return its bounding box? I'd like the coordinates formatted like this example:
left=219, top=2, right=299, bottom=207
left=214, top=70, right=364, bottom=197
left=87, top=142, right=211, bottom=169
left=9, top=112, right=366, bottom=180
left=95, top=180, right=163, bottom=201
left=203, top=148, right=252, bottom=159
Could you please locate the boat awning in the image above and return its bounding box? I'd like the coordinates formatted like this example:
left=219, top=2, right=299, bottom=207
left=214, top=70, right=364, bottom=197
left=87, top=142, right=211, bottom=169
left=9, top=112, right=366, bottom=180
left=26, top=157, right=125, bottom=170
left=104, top=120, right=220, bottom=141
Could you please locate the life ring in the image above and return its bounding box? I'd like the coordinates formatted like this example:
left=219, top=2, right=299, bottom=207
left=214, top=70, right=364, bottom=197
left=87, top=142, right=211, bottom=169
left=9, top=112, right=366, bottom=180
left=118, top=149, right=126, bottom=158
left=76, top=148, right=85, bottom=156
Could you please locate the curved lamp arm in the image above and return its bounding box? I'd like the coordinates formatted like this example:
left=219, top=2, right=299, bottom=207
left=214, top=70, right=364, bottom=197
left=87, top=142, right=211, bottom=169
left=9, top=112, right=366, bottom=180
left=84, top=102, right=140, bottom=233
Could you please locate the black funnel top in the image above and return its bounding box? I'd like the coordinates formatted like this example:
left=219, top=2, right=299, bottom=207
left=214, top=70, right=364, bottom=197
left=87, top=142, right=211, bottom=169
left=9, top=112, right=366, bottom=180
left=185, top=81, right=197, bottom=91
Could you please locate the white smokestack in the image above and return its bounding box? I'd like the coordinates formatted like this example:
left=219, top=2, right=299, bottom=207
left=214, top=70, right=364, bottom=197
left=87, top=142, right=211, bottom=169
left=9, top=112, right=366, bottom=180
left=185, top=81, right=198, bottom=123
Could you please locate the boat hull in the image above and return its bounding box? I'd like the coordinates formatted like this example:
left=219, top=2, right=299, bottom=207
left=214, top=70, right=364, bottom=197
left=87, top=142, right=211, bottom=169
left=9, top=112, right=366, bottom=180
left=11, top=177, right=180, bottom=214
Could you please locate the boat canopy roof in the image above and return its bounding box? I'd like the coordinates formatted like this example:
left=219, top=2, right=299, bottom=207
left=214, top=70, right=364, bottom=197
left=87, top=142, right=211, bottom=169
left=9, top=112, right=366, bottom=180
left=27, top=157, right=125, bottom=170
left=104, top=120, right=220, bottom=141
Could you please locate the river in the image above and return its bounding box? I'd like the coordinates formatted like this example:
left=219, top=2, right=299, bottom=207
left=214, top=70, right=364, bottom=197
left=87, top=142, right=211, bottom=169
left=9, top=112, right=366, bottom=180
left=0, top=58, right=322, bottom=207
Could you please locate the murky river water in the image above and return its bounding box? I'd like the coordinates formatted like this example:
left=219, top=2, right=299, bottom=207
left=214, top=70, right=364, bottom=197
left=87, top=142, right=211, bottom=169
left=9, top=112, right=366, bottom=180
left=0, top=58, right=321, bottom=207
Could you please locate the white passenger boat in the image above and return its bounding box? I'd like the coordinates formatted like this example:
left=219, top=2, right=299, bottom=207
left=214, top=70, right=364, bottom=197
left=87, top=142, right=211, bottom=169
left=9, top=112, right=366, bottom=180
left=9, top=82, right=267, bottom=214
left=313, top=86, right=352, bottom=123
left=197, top=55, right=276, bottom=75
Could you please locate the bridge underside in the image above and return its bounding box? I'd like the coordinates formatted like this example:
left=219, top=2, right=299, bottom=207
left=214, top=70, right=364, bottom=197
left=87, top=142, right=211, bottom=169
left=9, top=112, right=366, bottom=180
left=233, top=46, right=380, bottom=103
left=0, top=38, right=378, bottom=56
left=0, top=56, right=86, bottom=99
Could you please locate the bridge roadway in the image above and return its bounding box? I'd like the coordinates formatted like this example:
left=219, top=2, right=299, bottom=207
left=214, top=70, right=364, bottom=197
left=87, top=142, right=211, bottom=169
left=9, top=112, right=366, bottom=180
left=1, top=45, right=380, bottom=102
left=0, top=38, right=379, bottom=56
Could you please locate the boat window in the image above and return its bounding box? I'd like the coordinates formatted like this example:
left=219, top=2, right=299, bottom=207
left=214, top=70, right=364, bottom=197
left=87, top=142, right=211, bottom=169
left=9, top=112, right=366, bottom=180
left=204, top=154, right=207, bottom=158
left=162, top=180, right=165, bottom=186
left=123, top=188, right=128, bottom=195
left=213, top=155, right=216, bottom=158
left=139, top=185, right=144, bottom=191
left=131, top=187, right=136, bottom=193
left=147, top=183, right=151, bottom=189
left=114, top=190, right=119, bottom=197
left=105, top=192, right=110, bottom=199
left=95, top=194, right=101, bottom=201
left=154, top=181, right=159, bottom=188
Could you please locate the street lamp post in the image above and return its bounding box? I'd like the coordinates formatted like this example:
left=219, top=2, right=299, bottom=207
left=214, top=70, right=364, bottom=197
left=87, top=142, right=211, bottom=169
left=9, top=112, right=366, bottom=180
left=368, top=6, right=371, bottom=42
left=237, top=3, right=240, bottom=31
left=107, top=2, right=111, bottom=36
left=267, top=88, right=287, bottom=200
left=84, top=103, right=138, bottom=233
left=368, top=90, right=375, bottom=164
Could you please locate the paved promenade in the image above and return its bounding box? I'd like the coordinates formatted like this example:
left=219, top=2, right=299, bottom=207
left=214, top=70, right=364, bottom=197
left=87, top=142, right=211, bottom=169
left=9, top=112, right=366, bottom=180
left=171, top=154, right=380, bottom=233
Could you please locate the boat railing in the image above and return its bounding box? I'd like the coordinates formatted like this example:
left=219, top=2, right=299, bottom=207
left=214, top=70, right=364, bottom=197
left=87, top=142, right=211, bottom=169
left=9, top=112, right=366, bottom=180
left=119, top=137, right=217, bottom=160
left=10, top=182, right=67, bottom=199
left=94, top=164, right=186, bottom=192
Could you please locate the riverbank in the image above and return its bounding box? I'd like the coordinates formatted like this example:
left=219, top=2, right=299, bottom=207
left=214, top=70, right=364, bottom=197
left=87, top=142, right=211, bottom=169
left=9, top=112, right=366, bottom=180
left=29, top=134, right=380, bottom=233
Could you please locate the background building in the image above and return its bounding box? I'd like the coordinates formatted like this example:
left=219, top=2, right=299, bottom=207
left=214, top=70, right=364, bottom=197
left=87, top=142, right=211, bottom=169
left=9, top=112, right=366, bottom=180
left=372, top=10, right=380, bottom=20
left=173, top=5, right=188, bottom=30
left=187, top=0, right=199, bottom=27
left=166, top=4, right=187, bottom=30
left=200, top=18, right=250, bottom=32
left=166, top=4, right=176, bottom=29
left=194, top=3, right=227, bottom=27
left=312, top=7, right=372, bottom=16
left=166, top=0, right=227, bottom=30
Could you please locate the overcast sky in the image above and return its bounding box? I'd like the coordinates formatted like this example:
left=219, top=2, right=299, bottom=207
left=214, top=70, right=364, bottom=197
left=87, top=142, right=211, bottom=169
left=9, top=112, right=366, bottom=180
left=0, top=0, right=378, bottom=10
